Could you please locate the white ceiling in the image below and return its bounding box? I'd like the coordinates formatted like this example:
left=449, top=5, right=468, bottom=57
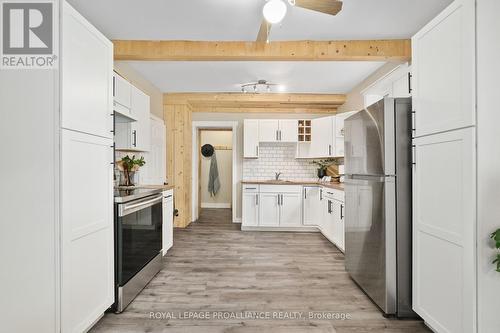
left=67, top=0, right=452, bottom=93
left=67, top=0, right=453, bottom=41
left=121, top=61, right=385, bottom=93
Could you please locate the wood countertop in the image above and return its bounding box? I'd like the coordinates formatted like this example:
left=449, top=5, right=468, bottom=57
left=242, top=180, right=344, bottom=191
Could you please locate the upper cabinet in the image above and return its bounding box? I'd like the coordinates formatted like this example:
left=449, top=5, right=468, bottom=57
left=113, top=73, right=132, bottom=117
left=244, top=119, right=259, bottom=158
left=61, top=6, right=113, bottom=139
left=311, top=116, right=334, bottom=157
left=362, top=64, right=412, bottom=108
left=258, top=120, right=298, bottom=143
left=412, top=0, right=475, bottom=137
left=114, top=79, right=152, bottom=152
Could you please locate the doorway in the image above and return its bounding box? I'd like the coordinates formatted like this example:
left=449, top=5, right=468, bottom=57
left=191, top=121, right=239, bottom=223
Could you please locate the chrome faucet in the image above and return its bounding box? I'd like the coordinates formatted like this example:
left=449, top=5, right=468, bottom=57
left=275, top=172, right=282, bottom=180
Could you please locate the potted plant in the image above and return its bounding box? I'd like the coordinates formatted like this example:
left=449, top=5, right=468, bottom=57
left=116, top=155, right=145, bottom=186
left=490, top=228, right=500, bottom=272
left=311, top=158, right=337, bottom=179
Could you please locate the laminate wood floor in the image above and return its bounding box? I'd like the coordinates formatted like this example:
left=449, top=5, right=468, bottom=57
left=91, top=209, right=430, bottom=333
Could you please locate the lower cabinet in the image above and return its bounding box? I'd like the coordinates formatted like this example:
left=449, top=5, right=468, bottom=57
left=162, top=189, right=174, bottom=255
left=242, top=184, right=345, bottom=251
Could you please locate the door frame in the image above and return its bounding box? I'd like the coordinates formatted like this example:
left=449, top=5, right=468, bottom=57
left=192, top=121, right=239, bottom=223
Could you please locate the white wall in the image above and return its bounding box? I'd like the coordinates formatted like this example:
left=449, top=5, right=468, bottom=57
left=200, top=130, right=233, bottom=208
left=476, top=0, right=500, bottom=331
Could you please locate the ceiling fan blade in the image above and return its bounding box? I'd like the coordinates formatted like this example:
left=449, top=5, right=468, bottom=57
left=294, top=0, right=343, bottom=16
left=256, top=19, right=271, bottom=42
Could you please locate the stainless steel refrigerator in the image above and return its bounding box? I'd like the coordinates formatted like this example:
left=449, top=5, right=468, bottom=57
left=344, top=97, right=416, bottom=318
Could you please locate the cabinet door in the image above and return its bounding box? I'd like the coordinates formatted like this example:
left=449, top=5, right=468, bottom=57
left=242, top=192, right=259, bottom=226
left=279, top=193, right=302, bottom=227
left=258, top=193, right=280, bottom=226
left=162, top=191, right=174, bottom=255
left=141, top=117, right=166, bottom=185
left=61, top=129, right=114, bottom=333
left=259, top=120, right=279, bottom=142
left=62, top=4, right=113, bottom=138
left=243, top=119, right=259, bottom=158
left=279, top=120, right=298, bottom=142
left=113, top=73, right=131, bottom=112
left=413, top=128, right=475, bottom=333
left=130, top=87, right=151, bottom=151
left=311, top=117, right=333, bottom=157
left=392, top=72, right=411, bottom=98
left=412, top=0, right=475, bottom=137
left=303, top=187, right=320, bottom=226
left=331, top=199, right=345, bottom=252
left=321, top=199, right=335, bottom=242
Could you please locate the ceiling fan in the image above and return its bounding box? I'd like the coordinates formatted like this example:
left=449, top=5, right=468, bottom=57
left=257, top=0, right=344, bottom=43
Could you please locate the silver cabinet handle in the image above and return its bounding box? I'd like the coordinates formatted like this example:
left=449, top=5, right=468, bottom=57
left=279, top=130, right=282, bottom=141
left=256, top=146, right=259, bottom=156
left=340, top=204, right=344, bottom=220
left=320, top=189, right=323, bottom=201
left=304, top=188, right=307, bottom=199
left=255, top=194, right=259, bottom=205
left=132, top=130, right=137, bottom=147
left=329, top=144, right=332, bottom=156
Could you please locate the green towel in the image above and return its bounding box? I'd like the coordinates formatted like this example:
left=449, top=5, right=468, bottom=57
left=208, top=153, right=221, bottom=196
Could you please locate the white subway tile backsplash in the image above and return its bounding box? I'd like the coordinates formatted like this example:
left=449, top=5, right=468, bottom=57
left=243, top=143, right=318, bottom=181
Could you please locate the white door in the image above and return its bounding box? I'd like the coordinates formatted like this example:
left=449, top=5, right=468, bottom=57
left=259, top=120, right=279, bottom=142
left=279, top=193, right=302, bottom=227
left=163, top=191, right=174, bottom=255
left=61, top=129, right=114, bottom=333
left=303, top=187, right=320, bottom=226
left=62, top=3, right=113, bottom=139
left=243, top=119, right=259, bottom=158
left=279, top=120, right=298, bottom=142
left=130, top=87, right=151, bottom=151
left=242, top=192, right=259, bottom=226
left=412, top=0, right=475, bottom=137
left=413, top=127, right=475, bottom=333
left=258, top=193, right=280, bottom=226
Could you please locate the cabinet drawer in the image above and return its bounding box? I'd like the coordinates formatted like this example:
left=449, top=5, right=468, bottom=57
left=260, top=185, right=302, bottom=193
left=243, top=184, right=259, bottom=192
left=322, top=187, right=344, bottom=202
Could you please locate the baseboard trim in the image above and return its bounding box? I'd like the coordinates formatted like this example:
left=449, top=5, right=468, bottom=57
left=241, top=226, right=320, bottom=232
left=201, top=203, right=231, bottom=209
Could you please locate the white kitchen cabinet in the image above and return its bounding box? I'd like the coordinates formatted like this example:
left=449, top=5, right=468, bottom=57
left=258, top=192, right=280, bottom=226
left=362, top=64, right=411, bottom=108
left=115, top=86, right=151, bottom=151
left=61, top=129, right=114, bottom=333
left=311, top=116, right=334, bottom=157
left=140, top=116, right=166, bottom=185
left=130, top=86, right=151, bottom=151
left=259, top=119, right=280, bottom=142
left=392, top=70, right=412, bottom=98
left=303, top=186, right=321, bottom=226
left=113, top=72, right=133, bottom=118
left=162, top=189, right=174, bottom=255
left=279, top=192, right=303, bottom=227
left=242, top=185, right=260, bottom=226
left=412, top=0, right=475, bottom=137
left=413, top=127, right=475, bottom=333
left=62, top=4, right=113, bottom=139
left=243, top=119, right=259, bottom=158
left=331, top=199, right=345, bottom=252
left=279, top=119, right=299, bottom=142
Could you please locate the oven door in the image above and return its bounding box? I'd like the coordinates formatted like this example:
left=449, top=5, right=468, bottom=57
left=115, top=194, right=163, bottom=286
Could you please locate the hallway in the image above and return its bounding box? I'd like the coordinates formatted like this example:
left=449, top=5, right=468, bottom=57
left=91, top=209, right=429, bottom=333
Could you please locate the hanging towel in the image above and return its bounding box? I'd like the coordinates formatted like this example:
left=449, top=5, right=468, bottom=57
left=208, top=152, right=221, bottom=197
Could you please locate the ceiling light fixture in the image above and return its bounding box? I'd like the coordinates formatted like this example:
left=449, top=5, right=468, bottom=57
left=241, top=80, right=280, bottom=94
left=263, top=0, right=287, bottom=24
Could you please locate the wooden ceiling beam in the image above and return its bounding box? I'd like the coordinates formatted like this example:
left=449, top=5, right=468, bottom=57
left=190, top=106, right=338, bottom=114
left=114, top=40, right=411, bottom=62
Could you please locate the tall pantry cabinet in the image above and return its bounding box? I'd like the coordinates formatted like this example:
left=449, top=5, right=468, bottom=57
left=411, top=0, right=476, bottom=332
left=1, top=2, right=114, bottom=332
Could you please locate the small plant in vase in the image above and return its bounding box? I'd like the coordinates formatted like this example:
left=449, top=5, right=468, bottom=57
left=311, top=158, right=337, bottom=180
left=490, top=228, right=500, bottom=272
left=116, top=155, right=145, bottom=186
